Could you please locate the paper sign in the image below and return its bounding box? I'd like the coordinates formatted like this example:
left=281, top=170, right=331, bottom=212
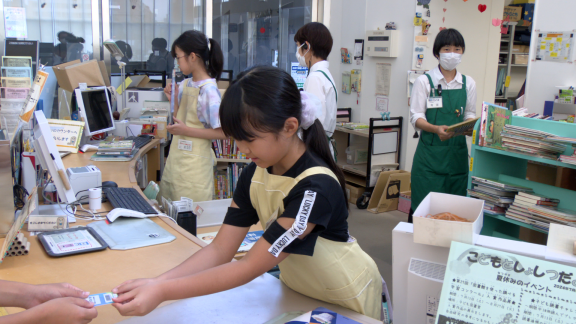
left=1, top=77, right=31, bottom=88
left=291, top=63, right=308, bottom=88
left=116, top=77, right=133, bottom=95
left=3, top=7, right=27, bottom=38
left=376, top=95, right=389, bottom=112
left=1, top=67, right=32, bottom=82
left=19, top=70, right=49, bottom=123
left=436, top=241, right=576, bottom=324
left=504, top=76, right=511, bottom=88
left=375, top=63, right=391, bottom=96
left=2, top=56, right=32, bottom=68
left=536, top=31, right=574, bottom=63
left=545, top=224, right=576, bottom=264
left=47, top=119, right=84, bottom=153
left=415, top=36, right=429, bottom=43
left=86, top=292, right=118, bottom=306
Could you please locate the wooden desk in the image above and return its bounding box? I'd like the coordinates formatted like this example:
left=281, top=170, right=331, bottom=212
left=0, top=140, right=379, bottom=324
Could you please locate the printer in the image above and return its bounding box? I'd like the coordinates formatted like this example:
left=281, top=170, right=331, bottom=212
left=117, top=89, right=169, bottom=119
left=66, top=165, right=102, bottom=198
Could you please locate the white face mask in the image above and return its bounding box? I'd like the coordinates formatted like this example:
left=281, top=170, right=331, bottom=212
left=295, top=42, right=309, bottom=67
left=439, top=52, right=462, bottom=71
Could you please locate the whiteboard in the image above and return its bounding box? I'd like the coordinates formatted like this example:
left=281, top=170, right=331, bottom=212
left=372, top=131, right=398, bottom=155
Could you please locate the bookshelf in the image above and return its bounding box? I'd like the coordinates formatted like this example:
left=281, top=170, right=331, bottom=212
left=216, top=158, right=251, bottom=163
left=469, top=116, right=576, bottom=241
left=496, top=21, right=531, bottom=107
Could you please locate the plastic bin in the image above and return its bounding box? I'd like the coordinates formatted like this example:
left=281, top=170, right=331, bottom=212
left=345, top=146, right=368, bottom=165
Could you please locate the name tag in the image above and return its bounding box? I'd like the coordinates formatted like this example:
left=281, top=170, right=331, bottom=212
left=427, top=96, right=442, bottom=109
left=178, top=139, right=192, bottom=151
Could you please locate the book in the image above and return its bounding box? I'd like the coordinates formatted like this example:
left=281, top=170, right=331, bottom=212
left=471, top=176, right=533, bottom=192
left=199, top=230, right=263, bottom=253
left=514, top=196, right=559, bottom=207
left=484, top=104, right=511, bottom=149
left=1, top=77, right=31, bottom=88
left=517, top=192, right=560, bottom=203
left=1, top=56, right=32, bottom=67
left=446, top=117, right=479, bottom=136
left=350, top=69, right=361, bottom=93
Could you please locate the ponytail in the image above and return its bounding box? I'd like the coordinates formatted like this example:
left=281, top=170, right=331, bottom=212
left=303, top=120, right=349, bottom=209
left=171, top=30, right=224, bottom=81
left=207, top=38, right=224, bottom=81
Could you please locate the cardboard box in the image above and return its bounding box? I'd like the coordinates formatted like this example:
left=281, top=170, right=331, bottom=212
left=413, top=192, right=484, bottom=248
left=504, top=6, right=522, bottom=22
left=345, top=183, right=365, bottom=204
left=367, top=170, right=410, bottom=213
left=512, top=45, right=529, bottom=53
left=53, top=60, right=110, bottom=93
left=513, top=54, right=529, bottom=65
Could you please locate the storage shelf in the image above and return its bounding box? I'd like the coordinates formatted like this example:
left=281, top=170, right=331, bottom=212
left=483, top=212, right=549, bottom=234
left=216, top=158, right=252, bottom=163
left=337, top=161, right=368, bottom=177
left=498, top=64, right=528, bottom=67
left=335, top=126, right=369, bottom=138
left=474, top=146, right=576, bottom=170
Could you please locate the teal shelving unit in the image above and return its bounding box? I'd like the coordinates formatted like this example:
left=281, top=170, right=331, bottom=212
left=469, top=116, right=576, bottom=241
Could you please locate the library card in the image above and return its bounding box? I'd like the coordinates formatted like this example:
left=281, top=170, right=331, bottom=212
left=86, top=292, right=118, bottom=306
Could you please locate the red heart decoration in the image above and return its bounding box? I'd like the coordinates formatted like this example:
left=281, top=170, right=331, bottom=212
left=478, top=4, right=487, bottom=13
left=443, top=8, right=447, bottom=12
left=439, top=27, right=447, bottom=31
left=443, top=17, right=446, bottom=22
left=444, top=0, right=448, bottom=2
left=463, top=0, right=468, bottom=2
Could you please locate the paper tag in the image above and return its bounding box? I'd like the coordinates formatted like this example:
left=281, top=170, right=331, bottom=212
left=426, top=96, right=442, bottom=109
left=86, top=292, right=118, bottom=306
left=194, top=205, right=204, bottom=217
left=472, top=130, right=477, bottom=144
left=178, top=139, right=192, bottom=151
left=79, top=83, right=87, bottom=90
left=469, top=157, right=474, bottom=172
left=504, top=76, right=511, bottom=88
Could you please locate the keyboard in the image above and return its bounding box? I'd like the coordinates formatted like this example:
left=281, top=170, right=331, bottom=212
left=104, top=187, right=157, bottom=214
left=125, top=136, right=153, bottom=149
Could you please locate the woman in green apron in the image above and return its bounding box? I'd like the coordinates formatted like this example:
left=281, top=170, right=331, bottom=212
left=159, top=30, right=226, bottom=203
left=409, top=28, right=477, bottom=222
left=295, top=23, right=338, bottom=159
left=111, top=66, right=389, bottom=321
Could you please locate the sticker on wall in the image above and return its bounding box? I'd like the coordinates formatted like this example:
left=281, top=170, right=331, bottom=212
left=478, top=4, right=487, bottom=13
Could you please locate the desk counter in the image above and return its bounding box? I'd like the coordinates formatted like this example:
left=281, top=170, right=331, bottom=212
left=0, top=140, right=379, bottom=324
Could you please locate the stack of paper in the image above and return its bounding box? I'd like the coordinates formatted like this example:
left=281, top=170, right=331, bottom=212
left=90, top=140, right=137, bottom=162
left=0, top=56, right=32, bottom=133
left=468, top=176, right=533, bottom=216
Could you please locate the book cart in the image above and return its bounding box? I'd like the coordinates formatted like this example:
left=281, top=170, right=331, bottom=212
left=469, top=116, right=576, bottom=241
left=333, top=108, right=403, bottom=209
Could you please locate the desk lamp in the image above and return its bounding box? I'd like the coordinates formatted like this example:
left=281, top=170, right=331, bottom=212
left=104, top=39, right=127, bottom=111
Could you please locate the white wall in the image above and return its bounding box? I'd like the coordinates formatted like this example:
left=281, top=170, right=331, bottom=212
left=524, top=0, right=576, bottom=113
left=327, top=0, right=503, bottom=171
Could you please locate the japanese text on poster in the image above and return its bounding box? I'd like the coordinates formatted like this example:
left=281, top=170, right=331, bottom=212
left=436, top=241, right=576, bottom=324
left=535, top=31, right=574, bottom=63
left=291, top=63, right=308, bottom=89
left=48, top=119, right=84, bottom=153
left=376, top=63, right=391, bottom=96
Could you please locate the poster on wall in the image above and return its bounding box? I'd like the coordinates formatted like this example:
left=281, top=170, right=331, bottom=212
left=436, top=241, right=576, bottom=324
left=290, top=62, right=308, bottom=89
left=3, top=7, right=27, bottom=39
left=535, top=31, right=575, bottom=63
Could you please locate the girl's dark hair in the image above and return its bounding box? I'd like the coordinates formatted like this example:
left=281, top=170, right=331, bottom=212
left=171, top=30, right=224, bottom=81
left=433, top=28, right=466, bottom=58
left=220, top=66, right=348, bottom=208
left=294, top=22, right=333, bottom=60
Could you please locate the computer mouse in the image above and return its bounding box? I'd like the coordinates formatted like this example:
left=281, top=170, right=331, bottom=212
left=102, top=181, right=118, bottom=188
left=106, top=208, right=147, bottom=223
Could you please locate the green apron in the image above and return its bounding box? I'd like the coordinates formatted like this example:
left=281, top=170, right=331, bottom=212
left=411, top=73, right=469, bottom=211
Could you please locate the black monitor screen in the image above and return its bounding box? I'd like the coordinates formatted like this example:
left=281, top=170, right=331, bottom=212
left=81, top=90, right=113, bottom=135
left=5, top=39, right=38, bottom=63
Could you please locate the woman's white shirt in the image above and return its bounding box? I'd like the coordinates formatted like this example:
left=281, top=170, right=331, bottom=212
left=409, top=66, right=477, bottom=132
left=304, top=61, right=337, bottom=137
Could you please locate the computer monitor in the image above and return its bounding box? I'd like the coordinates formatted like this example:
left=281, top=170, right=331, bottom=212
left=74, top=87, right=115, bottom=136
left=5, top=39, right=39, bottom=66
left=39, top=42, right=55, bottom=66
left=33, top=111, right=76, bottom=204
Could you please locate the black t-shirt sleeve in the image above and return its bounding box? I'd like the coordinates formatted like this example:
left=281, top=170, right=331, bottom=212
left=262, top=176, right=334, bottom=256
left=222, top=163, right=259, bottom=227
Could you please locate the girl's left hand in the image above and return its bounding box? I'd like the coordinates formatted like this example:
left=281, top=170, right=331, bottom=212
left=111, top=281, right=165, bottom=316
left=166, top=117, right=189, bottom=136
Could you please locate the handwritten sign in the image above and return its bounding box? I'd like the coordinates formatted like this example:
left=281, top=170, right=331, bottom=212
left=436, top=241, right=576, bottom=324
left=47, top=119, right=84, bottom=153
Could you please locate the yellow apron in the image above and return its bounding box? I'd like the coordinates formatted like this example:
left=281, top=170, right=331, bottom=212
left=250, top=166, right=383, bottom=319
left=159, top=80, right=216, bottom=202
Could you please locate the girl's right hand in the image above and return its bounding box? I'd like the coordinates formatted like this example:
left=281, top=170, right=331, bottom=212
left=31, top=297, right=98, bottom=324
left=112, top=278, right=157, bottom=295
left=164, top=83, right=179, bottom=102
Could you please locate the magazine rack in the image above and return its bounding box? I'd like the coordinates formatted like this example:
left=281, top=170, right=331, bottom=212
left=470, top=116, right=576, bottom=241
